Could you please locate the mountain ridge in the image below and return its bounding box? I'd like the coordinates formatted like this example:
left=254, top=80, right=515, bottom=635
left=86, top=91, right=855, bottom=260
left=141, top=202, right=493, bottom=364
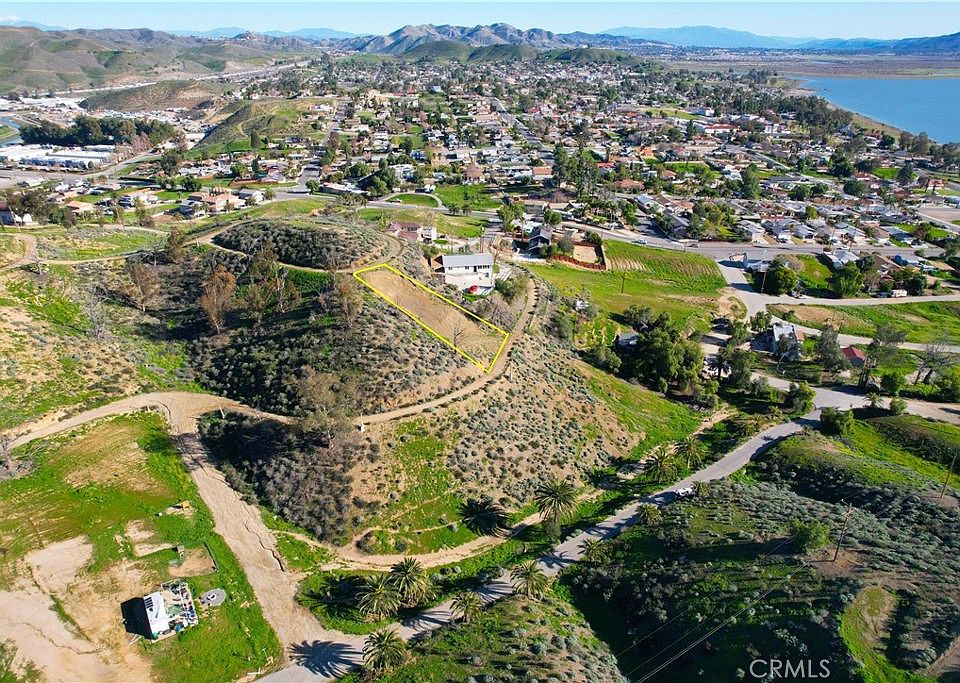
left=603, top=24, right=960, bottom=53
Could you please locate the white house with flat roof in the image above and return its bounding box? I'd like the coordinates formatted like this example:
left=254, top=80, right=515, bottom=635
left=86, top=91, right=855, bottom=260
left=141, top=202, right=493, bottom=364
left=438, top=253, right=495, bottom=290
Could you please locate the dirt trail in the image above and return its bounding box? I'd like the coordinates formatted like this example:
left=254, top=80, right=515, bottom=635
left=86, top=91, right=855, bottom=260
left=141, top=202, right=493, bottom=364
left=326, top=509, right=545, bottom=571
left=0, top=233, right=37, bottom=272
left=5, top=392, right=353, bottom=669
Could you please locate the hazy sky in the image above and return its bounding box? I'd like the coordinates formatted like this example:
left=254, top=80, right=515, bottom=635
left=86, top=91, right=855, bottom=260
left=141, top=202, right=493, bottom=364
left=3, top=1, right=960, bottom=38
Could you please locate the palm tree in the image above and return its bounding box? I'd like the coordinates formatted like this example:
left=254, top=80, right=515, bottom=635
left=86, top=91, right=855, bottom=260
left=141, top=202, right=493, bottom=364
left=707, top=349, right=729, bottom=379
left=461, top=497, right=510, bottom=536
left=580, top=538, right=607, bottom=565
left=389, top=558, right=431, bottom=608
left=636, top=503, right=663, bottom=526
left=510, top=560, right=549, bottom=599
left=358, top=574, right=400, bottom=621
left=533, top=477, right=577, bottom=531
left=675, top=437, right=706, bottom=470
left=451, top=591, right=483, bottom=624
left=693, top=480, right=711, bottom=497
left=647, top=446, right=676, bottom=483
left=363, top=628, right=407, bottom=676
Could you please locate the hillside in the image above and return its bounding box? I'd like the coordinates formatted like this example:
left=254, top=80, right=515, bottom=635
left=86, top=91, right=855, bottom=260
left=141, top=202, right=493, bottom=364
left=566, top=411, right=960, bottom=681
left=805, top=30, right=960, bottom=54
left=80, top=79, right=226, bottom=112
left=194, top=98, right=315, bottom=153
left=345, top=22, right=669, bottom=56
left=0, top=26, right=308, bottom=93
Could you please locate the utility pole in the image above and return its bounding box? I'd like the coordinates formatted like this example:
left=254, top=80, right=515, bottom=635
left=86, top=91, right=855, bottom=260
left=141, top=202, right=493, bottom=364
left=620, top=271, right=626, bottom=294
left=940, top=450, right=957, bottom=500
left=833, top=502, right=855, bottom=562
left=760, top=249, right=769, bottom=293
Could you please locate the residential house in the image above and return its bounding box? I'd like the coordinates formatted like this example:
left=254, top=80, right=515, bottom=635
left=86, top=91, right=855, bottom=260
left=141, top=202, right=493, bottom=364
left=762, top=321, right=804, bottom=359
left=842, top=346, right=867, bottom=368
left=437, top=253, right=495, bottom=290
left=527, top=225, right=552, bottom=254
left=0, top=202, right=32, bottom=225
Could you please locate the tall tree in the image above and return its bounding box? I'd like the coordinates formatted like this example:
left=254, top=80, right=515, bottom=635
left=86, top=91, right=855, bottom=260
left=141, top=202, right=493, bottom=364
left=125, top=262, right=159, bottom=312
left=814, top=326, right=848, bottom=375
left=636, top=502, right=663, bottom=526
left=829, top=262, right=865, bottom=298
left=533, top=477, right=577, bottom=536
left=675, top=437, right=705, bottom=470
left=295, top=367, right=356, bottom=438
left=198, top=265, right=236, bottom=334
left=451, top=592, right=483, bottom=624
left=647, top=446, right=676, bottom=483
left=859, top=324, right=907, bottom=388
left=165, top=225, right=187, bottom=262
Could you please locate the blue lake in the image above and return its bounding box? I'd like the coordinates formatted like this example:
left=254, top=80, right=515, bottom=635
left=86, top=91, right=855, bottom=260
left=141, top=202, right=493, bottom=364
left=802, top=76, right=960, bottom=143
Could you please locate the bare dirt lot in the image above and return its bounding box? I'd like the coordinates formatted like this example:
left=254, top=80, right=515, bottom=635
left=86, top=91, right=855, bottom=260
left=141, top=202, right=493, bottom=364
left=358, top=266, right=508, bottom=370
left=0, top=537, right=154, bottom=683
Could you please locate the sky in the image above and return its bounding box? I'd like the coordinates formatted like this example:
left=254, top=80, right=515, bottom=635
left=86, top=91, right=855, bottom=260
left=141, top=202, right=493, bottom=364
left=3, top=1, right=960, bottom=39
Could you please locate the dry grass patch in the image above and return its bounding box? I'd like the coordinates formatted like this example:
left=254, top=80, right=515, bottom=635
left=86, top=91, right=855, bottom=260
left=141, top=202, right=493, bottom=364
left=356, top=265, right=508, bottom=371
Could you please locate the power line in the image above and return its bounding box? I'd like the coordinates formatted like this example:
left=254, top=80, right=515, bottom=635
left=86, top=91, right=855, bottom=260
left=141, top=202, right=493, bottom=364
left=615, top=489, right=903, bottom=680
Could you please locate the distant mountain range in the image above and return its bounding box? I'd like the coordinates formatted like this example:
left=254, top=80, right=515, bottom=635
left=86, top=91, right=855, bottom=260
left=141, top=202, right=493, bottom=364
left=603, top=24, right=960, bottom=53
left=171, top=27, right=358, bottom=40
left=4, top=17, right=960, bottom=55
left=0, top=25, right=311, bottom=93
left=603, top=26, right=813, bottom=49
left=338, top=23, right=668, bottom=55
left=1, top=20, right=959, bottom=93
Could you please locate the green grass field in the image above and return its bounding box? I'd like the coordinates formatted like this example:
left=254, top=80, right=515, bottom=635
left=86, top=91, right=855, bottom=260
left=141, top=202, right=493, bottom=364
left=357, top=207, right=487, bottom=238
left=874, top=167, right=898, bottom=180
left=770, top=418, right=954, bottom=490
left=531, top=241, right=725, bottom=329
left=794, top=254, right=833, bottom=297
left=34, top=226, right=164, bottom=260
left=581, top=364, right=700, bottom=457
left=840, top=587, right=931, bottom=683
left=434, top=184, right=503, bottom=210
left=0, top=413, right=281, bottom=682
left=390, top=193, right=440, bottom=207
left=0, top=234, right=24, bottom=267
left=770, top=301, right=960, bottom=344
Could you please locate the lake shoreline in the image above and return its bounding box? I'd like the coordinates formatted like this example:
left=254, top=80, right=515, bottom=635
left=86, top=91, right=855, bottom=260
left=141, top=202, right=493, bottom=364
left=784, top=74, right=960, bottom=143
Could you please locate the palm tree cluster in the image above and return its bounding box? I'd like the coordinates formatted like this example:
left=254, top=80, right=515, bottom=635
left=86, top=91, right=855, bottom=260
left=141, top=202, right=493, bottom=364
left=357, top=558, right=433, bottom=621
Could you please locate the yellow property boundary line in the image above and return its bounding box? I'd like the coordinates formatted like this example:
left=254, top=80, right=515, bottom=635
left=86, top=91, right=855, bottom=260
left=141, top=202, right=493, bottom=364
left=353, top=263, right=509, bottom=373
